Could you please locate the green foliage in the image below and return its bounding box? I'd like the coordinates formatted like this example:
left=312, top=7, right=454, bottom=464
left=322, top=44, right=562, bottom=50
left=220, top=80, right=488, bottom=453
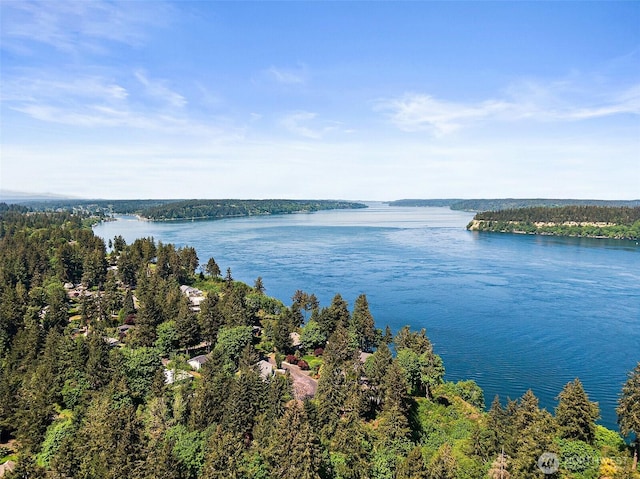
left=165, top=424, right=210, bottom=478
left=617, top=361, right=640, bottom=438
left=213, top=325, right=253, bottom=365
left=555, top=378, right=599, bottom=443
left=469, top=206, right=640, bottom=239
left=453, top=198, right=640, bottom=212
left=120, top=346, right=162, bottom=402
left=594, top=425, right=626, bottom=452
left=140, top=199, right=367, bottom=221
left=0, top=209, right=635, bottom=479
left=155, top=320, right=180, bottom=356
left=301, top=319, right=328, bottom=351
left=557, top=438, right=600, bottom=474
left=37, top=415, right=74, bottom=468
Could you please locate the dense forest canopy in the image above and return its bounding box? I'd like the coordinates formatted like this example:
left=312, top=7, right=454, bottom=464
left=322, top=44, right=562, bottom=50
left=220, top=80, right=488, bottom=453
left=473, top=206, right=640, bottom=224
left=468, top=206, right=640, bottom=240
left=0, top=208, right=638, bottom=478
left=388, top=199, right=640, bottom=212
left=9, top=199, right=368, bottom=222
left=138, top=199, right=368, bottom=221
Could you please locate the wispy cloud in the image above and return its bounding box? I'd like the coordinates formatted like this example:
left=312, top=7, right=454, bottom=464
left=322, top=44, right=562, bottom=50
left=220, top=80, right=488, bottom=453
left=264, top=65, right=308, bottom=85
left=0, top=0, right=170, bottom=54
left=279, top=110, right=346, bottom=139
left=134, top=70, right=187, bottom=108
left=281, top=111, right=323, bottom=138
left=376, top=94, right=509, bottom=135
left=377, top=80, right=640, bottom=135
left=1, top=70, right=234, bottom=137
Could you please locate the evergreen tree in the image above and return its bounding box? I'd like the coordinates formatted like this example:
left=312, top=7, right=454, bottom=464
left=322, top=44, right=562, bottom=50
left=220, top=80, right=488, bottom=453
left=267, top=401, right=329, bottom=479
left=487, top=450, right=511, bottom=479
left=349, top=293, right=377, bottom=352
left=363, top=343, right=393, bottom=413
left=222, top=365, right=265, bottom=439
left=253, top=276, right=265, bottom=294
left=198, top=294, right=224, bottom=347
left=317, top=293, right=350, bottom=337
left=205, top=257, right=221, bottom=278
left=175, top=296, right=200, bottom=353
left=396, top=445, right=428, bottom=479
left=617, top=361, right=640, bottom=469
left=394, top=326, right=432, bottom=355
left=189, top=350, right=234, bottom=430
left=428, top=443, right=458, bottom=479
left=122, top=287, right=136, bottom=315
left=555, top=378, right=599, bottom=443
left=201, top=426, right=245, bottom=479
left=510, top=390, right=558, bottom=479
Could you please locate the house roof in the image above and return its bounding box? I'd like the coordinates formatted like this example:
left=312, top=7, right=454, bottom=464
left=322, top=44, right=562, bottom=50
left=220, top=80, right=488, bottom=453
left=188, top=354, right=209, bottom=365
left=290, top=332, right=301, bottom=347
left=257, top=360, right=274, bottom=379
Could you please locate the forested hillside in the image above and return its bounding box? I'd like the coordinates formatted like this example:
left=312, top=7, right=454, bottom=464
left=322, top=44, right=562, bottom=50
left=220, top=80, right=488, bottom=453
left=0, top=206, right=638, bottom=478
left=389, top=199, right=640, bottom=212
left=468, top=206, right=640, bottom=240
left=451, top=199, right=640, bottom=212
left=139, top=199, right=367, bottom=221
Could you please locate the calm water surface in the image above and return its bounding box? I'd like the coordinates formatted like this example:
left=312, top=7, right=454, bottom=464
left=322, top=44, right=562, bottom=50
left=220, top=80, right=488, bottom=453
left=94, top=204, right=640, bottom=429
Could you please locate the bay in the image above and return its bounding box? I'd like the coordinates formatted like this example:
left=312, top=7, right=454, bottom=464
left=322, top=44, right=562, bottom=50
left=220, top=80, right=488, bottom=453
left=94, top=203, right=640, bottom=430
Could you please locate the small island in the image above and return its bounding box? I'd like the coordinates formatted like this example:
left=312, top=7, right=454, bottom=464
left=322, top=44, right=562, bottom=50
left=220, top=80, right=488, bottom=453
left=467, top=205, right=640, bottom=240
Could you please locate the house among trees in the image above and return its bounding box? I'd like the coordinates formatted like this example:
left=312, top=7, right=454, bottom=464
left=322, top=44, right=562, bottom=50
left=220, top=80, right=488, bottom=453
left=188, top=354, right=209, bottom=370
left=257, top=359, right=274, bottom=380
left=163, top=368, right=193, bottom=385
left=180, top=284, right=205, bottom=312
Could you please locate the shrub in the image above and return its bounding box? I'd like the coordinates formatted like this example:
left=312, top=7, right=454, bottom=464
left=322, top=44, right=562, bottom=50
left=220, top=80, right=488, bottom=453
left=297, top=359, right=310, bottom=370
left=285, top=354, right=298, bottom=364
left=314, top=347, right=324, bottom=356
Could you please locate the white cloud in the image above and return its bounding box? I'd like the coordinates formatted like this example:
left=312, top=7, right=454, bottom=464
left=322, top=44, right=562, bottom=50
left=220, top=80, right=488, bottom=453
left=377, top=81, right=640, bottom=135
left=0, top=75, right=128, bottom=103
left=375, top=94, right=509, bottom=135
left=265, top=65, right=308, bottom=85
left=1, top=70, right=235, bottom=137
left=0, top=0, right=170, bottom=53
left=280, top=111, right=323, bottom=139
left=134, top=70, right=187, bottom=108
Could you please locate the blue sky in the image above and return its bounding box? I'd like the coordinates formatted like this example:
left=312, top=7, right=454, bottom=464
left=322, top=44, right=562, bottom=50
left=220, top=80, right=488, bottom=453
left=1, top=1, right=639, bottom=200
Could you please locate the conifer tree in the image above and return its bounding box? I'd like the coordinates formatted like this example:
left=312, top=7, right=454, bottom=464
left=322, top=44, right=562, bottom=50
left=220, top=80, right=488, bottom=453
left=198, top=294, right=224, bottom=347
left=349, top=293, right=377, bottom=352
left=189, top=350, right=233, bottom=430
left=428, top=443, right=458, bottom=479
left=617, top=361, right=640, bottom=470
left=205, top=257, right=221, bottom=278
left=487, top=450, right=511, bottom=479
left=175, top=296, right=200, bottom=354
left=268, top=401, right=329, bottom=479
left=201, top=426, right=245, bottom=479
left=396, top=445, right=428, bottom=479
left=555, top=378, right=599, bottom=443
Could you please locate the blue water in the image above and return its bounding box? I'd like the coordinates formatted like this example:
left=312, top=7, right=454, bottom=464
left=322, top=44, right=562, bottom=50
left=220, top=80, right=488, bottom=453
left=94, top=203, right=640, bottom=430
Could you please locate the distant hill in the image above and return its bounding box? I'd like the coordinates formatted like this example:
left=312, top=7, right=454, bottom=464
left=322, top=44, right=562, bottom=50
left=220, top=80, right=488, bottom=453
left=139, top=199, right=368, bottom=221
left=0, top=189, right=82, bottom=202
left=389, top=198, right=640, bottom=212
left=451, top=198, right=640, bottom=212
left=467, top=205, right=640, bottom=240
left=387, top=199, right=461, bottom=207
